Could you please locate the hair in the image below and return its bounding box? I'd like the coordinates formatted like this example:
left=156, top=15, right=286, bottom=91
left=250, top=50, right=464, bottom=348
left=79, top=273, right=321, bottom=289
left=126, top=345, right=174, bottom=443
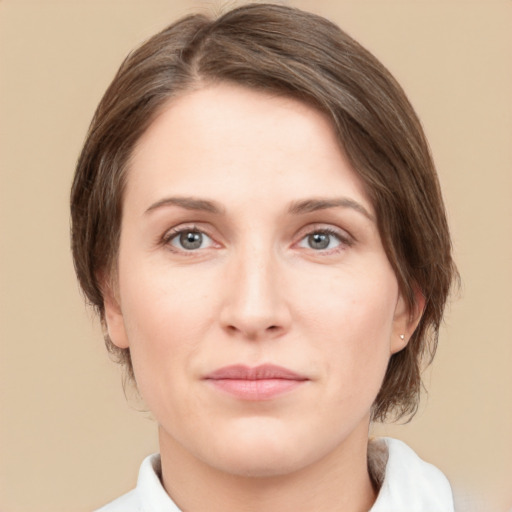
left=71, top=2, right=458, bottom=422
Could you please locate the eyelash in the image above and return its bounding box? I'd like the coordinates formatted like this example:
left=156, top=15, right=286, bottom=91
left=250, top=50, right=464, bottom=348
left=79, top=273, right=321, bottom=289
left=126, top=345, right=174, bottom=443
left=161, top=225, right=353, bottom=255
left=162, top=225, right=216, bottom=253
left=296, top=227, right=353, bottom=253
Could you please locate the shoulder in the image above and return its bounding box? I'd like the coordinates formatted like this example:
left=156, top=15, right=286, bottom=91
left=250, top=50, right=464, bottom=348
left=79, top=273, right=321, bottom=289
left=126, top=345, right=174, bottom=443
left=94, top=453, right=180, bottom=512
left=370, top=437, right=454, bottom=512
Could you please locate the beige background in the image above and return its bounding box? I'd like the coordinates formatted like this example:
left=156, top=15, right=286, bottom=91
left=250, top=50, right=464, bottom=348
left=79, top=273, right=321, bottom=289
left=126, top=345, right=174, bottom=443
left=1, top=1, right=511, bottom=511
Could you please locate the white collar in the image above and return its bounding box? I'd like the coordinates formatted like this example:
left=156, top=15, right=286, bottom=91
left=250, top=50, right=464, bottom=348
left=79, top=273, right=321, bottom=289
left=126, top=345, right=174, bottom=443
left=369, top=437, right=454, bottom=511
left=96, top=437, right=454, bottom=511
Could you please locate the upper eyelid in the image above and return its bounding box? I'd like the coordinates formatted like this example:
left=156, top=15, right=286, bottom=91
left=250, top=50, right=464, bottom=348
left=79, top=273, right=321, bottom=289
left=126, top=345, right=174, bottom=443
left=299, top=231, right=349, bottom=246
left=163, top=223, right=214, bottom=239
left=295, top=223, right=353, bottom=240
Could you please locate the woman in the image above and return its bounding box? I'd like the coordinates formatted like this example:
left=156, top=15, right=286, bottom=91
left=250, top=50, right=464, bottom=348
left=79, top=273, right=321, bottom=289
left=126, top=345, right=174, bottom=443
left=71, top=3, right=457, bottom=511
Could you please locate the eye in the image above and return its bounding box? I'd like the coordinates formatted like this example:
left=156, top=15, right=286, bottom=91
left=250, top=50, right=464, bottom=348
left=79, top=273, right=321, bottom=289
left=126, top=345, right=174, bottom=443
left=297, top=229, right=348, bottom=251
left=167, top=229, right=215, bottom=251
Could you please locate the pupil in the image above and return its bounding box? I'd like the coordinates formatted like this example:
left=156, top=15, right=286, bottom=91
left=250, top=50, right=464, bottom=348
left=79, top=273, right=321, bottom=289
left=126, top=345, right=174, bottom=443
left=180, top=231, right=202, bottom=250
left=309, top=232, right=330, bottom=250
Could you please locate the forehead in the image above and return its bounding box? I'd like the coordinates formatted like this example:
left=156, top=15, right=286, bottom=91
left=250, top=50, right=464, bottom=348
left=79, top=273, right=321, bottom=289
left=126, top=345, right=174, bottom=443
left=126, top=83, right=372, bottom=215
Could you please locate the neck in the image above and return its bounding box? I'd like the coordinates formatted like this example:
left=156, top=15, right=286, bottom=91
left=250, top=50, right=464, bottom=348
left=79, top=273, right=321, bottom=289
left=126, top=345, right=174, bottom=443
left=158, top=424, right=377, bottom=512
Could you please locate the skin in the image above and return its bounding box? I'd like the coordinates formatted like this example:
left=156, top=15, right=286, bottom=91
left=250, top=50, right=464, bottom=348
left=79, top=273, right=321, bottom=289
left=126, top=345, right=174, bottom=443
left=104, top=84, right=422, bottom=512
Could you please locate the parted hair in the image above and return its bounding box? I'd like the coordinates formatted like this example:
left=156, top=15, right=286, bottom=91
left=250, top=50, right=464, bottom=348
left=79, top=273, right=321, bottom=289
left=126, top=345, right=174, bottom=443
left=71, top=3, right=457, bottom=422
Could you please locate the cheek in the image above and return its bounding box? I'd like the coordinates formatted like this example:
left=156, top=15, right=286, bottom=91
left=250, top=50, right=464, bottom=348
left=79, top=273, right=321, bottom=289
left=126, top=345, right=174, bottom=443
left=120, top=249, right=216, bottom=334
left=117, top=258, right=217, bottom=394
left=297, top=268, right=398, bottom=389
left=298, top=263, right=398, bottom=340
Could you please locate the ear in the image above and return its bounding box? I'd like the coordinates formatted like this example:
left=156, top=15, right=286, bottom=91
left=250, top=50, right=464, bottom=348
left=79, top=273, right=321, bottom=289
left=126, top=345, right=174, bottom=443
left=390, top=286, right=425, bottom=354
left=101, top=276, right=130, bottom=349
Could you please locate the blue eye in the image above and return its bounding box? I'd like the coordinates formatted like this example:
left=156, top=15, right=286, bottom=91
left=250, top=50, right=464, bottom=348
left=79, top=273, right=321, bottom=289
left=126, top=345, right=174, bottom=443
left=298, top=230, right=344, bottom=251
left=168, top=230, right=213, bottom=251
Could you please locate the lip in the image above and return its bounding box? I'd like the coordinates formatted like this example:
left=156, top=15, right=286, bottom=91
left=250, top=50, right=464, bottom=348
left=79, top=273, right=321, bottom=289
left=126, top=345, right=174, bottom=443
left=204, top=364, right=309, bottom=401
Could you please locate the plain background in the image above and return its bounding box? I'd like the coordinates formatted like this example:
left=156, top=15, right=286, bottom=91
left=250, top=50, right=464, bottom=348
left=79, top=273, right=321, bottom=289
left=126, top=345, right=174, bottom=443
left=0, top=0, right=511, bottom=511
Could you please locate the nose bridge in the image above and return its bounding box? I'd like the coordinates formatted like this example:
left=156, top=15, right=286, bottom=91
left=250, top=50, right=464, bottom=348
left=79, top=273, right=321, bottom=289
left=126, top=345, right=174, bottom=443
left=221, top=235, right=289, bottom=338
left=240, top=242, right=277, bottom=309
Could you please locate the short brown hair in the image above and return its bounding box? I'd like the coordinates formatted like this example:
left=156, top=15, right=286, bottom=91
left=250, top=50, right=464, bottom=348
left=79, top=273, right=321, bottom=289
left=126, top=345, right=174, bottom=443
left=71, top=3, right=457, bottom=421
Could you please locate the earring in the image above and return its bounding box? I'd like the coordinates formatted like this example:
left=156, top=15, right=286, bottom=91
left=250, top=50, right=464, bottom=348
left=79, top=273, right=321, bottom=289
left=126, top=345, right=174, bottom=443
left=399, top=334, right=405, bottom=340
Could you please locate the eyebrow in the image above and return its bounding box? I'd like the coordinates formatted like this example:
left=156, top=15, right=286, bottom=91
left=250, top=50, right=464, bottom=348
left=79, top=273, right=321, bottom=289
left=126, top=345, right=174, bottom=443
left=145, top=195, right=374, bottom=221
left=145, top=196, right=225, bottom=215
left=288, top=197, right=374, bottom=221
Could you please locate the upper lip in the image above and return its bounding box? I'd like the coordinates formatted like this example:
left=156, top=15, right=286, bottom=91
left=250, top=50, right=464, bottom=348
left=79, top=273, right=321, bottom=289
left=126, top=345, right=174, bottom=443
left=204, top=364, right=308, bottom=381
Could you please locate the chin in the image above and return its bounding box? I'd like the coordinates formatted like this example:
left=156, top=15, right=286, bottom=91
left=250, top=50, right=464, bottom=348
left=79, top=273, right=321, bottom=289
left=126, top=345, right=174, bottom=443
left=200, top=419, right=326, bottom=478
left=214, top=445, right=307, bottom=478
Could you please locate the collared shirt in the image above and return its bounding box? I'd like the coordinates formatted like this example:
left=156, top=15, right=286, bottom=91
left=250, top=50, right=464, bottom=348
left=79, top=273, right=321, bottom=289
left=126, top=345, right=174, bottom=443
left=95, top=437, right=454, bottom=512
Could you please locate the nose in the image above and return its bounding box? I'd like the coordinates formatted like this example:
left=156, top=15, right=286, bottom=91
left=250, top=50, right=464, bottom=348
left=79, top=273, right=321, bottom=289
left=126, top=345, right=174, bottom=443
left=219, top=245, right=291, bottom=341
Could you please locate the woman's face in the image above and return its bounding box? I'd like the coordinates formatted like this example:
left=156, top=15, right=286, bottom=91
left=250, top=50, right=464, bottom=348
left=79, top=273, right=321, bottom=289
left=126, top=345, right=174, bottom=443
left=105, top=83, right=412, bottom=477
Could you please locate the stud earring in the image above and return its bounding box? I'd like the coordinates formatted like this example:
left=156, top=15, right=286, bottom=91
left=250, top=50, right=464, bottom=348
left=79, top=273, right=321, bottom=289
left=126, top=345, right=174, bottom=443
left=399, top=334, right=405, bottom=340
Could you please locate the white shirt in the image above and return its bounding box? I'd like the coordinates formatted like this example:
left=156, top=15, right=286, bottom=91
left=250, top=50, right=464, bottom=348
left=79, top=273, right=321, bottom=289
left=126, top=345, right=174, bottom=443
left=96, top=437, right=454, bottom=512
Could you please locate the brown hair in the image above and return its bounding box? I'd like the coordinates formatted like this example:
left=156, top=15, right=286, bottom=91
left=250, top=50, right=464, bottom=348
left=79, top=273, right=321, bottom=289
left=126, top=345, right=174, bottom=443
left=71, top=3, right=458, bottom=422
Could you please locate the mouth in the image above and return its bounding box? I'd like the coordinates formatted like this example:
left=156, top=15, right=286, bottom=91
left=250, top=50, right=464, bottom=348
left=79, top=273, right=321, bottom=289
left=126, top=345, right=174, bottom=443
left=203, top=364, right=309, bottom=401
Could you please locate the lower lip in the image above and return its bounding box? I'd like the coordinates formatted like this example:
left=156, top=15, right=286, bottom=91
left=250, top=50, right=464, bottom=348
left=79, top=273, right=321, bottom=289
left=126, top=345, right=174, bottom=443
left=206, top=378, right=306, bottom=400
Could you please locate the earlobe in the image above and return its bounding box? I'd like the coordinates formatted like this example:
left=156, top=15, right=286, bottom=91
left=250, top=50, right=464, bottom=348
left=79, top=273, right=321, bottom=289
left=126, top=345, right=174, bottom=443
left=102, top=278, right=130, bottom=349
left=391, top=287, right=425, bottom=354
